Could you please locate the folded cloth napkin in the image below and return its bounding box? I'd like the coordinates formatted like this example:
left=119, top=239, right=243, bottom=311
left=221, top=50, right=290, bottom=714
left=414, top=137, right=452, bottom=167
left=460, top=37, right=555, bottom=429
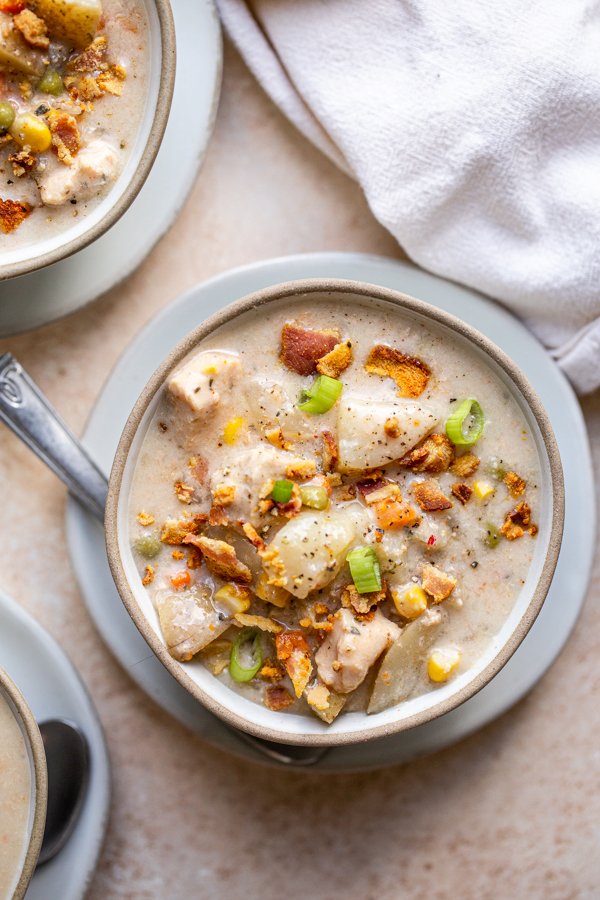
left=217, top=0, right=600, bottom=393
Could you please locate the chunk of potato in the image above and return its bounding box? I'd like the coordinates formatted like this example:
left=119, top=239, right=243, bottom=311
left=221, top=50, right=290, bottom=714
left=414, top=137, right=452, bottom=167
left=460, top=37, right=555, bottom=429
left=337, top=396, right=438, bottom=471
left=0, top=14, right=45, bottom=75
left=155, top=587, right=230, bottom=662
left=367, top=611, right=443, bottom=714
left=262, top=509, right=358, bottom=599
left=28, top=0, right=102, bottom=49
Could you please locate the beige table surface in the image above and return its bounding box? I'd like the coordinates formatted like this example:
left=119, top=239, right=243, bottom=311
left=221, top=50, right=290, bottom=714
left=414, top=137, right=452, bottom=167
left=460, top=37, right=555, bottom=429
left=1, top=42, right=599, bottom=900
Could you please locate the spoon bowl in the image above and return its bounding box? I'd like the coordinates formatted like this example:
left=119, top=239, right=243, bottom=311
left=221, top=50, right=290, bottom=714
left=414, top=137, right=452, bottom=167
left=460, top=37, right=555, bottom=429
left=38, top=720, right=90, bottom=866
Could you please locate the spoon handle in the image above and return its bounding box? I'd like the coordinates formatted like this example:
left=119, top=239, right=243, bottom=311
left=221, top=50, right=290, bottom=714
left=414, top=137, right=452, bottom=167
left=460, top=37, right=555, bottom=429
left=0, top=354, right=328, bottom=767
left=0, top=353, right=108, bottom=519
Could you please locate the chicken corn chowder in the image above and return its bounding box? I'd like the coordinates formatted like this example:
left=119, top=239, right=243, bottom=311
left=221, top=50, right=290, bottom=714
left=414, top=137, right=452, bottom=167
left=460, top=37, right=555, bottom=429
left=128, top=299, right=541, bottom=724
left=0, top=0, right=148, bottom=245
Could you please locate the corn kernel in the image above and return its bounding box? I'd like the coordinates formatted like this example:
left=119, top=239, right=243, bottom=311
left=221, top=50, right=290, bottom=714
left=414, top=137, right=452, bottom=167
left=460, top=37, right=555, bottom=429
left=255, top=574, right=290, bottom=608
left=427, top=648, right=461, bottom=683
left=214, top=583, right=251, bottom=615
left=223, top=416, right=245, bottom=445
left=392, top=585, right=428, bottom=619
left=10, top=113, right=51, bottom=152
left=473, top=480, right=495, bottom=500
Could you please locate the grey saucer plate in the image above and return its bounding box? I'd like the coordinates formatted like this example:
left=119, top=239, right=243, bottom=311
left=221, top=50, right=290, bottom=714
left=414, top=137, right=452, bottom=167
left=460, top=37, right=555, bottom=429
left=66, top=252, right=595, bottom=771
left=0, top=590, right=110, bottom=898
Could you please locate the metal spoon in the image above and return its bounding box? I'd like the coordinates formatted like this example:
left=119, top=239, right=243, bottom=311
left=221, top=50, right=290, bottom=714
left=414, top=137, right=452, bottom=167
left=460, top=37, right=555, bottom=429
left=0, top=353, right=327, bottom=767
left=38, top=720, right=90, bottom=866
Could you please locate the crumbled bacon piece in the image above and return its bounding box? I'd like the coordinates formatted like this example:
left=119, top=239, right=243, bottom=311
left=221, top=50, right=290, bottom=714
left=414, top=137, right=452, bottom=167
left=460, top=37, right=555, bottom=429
left=137, top=511, right=155, bottom=527
left=208, top=505, right=228, bottom=526
left=47, top=111, right=80, bottom=165
left=321, top=430, right=339, bottom=473
left=265, top=427, right=291, bottom=451
left=357, top=478, right=392, bottom=500
left=341, top=582, right=387, bottom=615
left=0, top=198, right=31, bottom=234
left=174, top=480, right=195, bottom=504
left=13, top=8, right=49, bottom=48
left=316, top=340, right=353, bottom=378
left=500, top=502, right=536, bottom=541
left=275, top=630, right=313, bottom=697
left=265, top=686, right=294, bottom=711
left=242, top=522, right=266, bottom=551
left=280, top=322, right=339, bottom=376
left=73, top=75, right=104, bottom=101
left=365, top=345, right=430, bottom=397
left=421, top=564, right=457, bottom=602
left=400, top=433, right=455, bottom=473
left=450, top=453, right=480, bottom=478
left=159, top=514, right=207, bottom=545
left=67, top=35, right=108, bottom=73
left=212, top=483, right=236, bottom=507
left=188, top=455, right=208, bottom=485
left=259, top=659, right=285, bottom=681
left=285, top=459, right=316, bottom=480
left=412, top=480, right=453, bottom=512
left=504, top=471, right=526, bottom=498
left=235, top=613, right=281, bottom=633
left=451, top=482, right=473, bottom=505
left=275, top=630, right=310, bottom=660
left=8, top=148, right=36, bottom=177
left=183, top=535, right=252, bottom=583
left=96, top=64, right=126, bottom=96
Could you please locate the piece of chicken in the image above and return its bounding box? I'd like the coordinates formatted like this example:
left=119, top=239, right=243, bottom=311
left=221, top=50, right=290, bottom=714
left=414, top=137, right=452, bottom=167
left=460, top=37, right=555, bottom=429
left=168, top=350, right=241, bottom=417
left=210, top=443, right=317, bottom=525
left=39, top=139, right=119, bottom=206
left=315, top=608, right=400, bottom=693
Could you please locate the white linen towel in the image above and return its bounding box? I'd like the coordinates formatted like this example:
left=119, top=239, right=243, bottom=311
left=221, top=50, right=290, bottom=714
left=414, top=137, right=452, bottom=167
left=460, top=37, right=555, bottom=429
left=217, top=0, right=600, bottom=393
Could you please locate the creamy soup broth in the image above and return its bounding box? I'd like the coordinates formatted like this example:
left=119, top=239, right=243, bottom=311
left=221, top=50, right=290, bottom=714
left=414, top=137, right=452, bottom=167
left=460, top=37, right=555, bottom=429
left=0, top=692, right=31, bottom=899
left=128, top=297, right=541, bottom=723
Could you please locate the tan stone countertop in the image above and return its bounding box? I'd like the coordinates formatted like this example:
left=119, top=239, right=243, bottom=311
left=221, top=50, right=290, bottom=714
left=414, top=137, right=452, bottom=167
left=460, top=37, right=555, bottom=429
left=1, top=42, right=599, bottom=899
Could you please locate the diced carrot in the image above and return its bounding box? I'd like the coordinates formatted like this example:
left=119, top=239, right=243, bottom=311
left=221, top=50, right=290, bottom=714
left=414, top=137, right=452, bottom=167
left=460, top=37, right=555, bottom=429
left=0, top=0, right=26, bottom=12
left=170, top=570, right=191, bottom=590
left=374, top=499, right=420, bottom=529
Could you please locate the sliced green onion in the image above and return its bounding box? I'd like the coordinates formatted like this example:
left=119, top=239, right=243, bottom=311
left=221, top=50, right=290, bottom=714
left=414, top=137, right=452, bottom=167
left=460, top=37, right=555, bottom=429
left=346, top=546, right=382, bottom=594
left=445, top=398, right=485, bottom=446
left=299, top=484, right=329, bottom=510
left=271, top=479, right=294, bottom=503
left=484, top=523, right=501, bottom=549
left=298, top=375, right=343, bottom=415
left=229, top=628, right=263, bottom=683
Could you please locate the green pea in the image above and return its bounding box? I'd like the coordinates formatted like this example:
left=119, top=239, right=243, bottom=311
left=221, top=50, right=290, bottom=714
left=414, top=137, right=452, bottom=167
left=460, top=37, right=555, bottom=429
left=134, top=535, right=162, bottom=559
left=0, top=101, right=15, bottom=133
left=39, top=67, right=64, bottom=96
left=484, top=523, right=501, bottom=549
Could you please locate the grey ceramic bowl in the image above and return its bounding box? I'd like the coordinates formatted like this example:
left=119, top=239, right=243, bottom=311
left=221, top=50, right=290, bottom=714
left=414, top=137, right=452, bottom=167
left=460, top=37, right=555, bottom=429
left=0, top=667, right=47, bottom=899
left=1, top=0, right=176, bottom=282
left=105, top=279, right=565, bottom=747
